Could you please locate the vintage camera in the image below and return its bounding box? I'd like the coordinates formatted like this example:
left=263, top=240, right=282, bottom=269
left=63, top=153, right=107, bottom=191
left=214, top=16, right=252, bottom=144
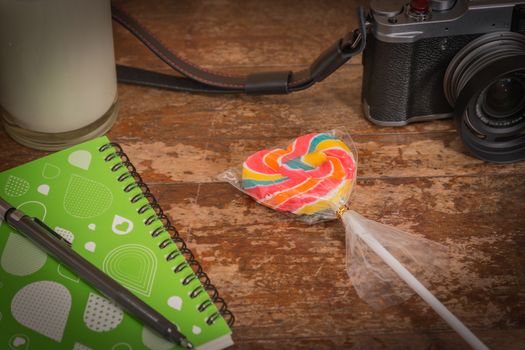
left=362, top=0, right=525, bottom=162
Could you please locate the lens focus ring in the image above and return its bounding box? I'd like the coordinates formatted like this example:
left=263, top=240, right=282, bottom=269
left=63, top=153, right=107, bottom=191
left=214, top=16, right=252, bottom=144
left=444, top=32, right=525, bottom=107
left=444, top=32, right=525, bottom=163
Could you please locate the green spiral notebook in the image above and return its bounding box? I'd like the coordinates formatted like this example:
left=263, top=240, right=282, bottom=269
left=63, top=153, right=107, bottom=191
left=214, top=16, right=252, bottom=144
left=0, top=137, right=233, bottom=350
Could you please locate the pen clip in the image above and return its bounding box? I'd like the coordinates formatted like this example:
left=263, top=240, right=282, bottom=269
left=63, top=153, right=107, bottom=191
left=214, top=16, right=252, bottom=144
left=34, top=218, right=73, bottom=248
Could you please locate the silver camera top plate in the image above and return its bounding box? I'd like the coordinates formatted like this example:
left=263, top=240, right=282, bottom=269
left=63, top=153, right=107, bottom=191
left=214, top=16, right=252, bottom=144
left=370, top=0, right=520, bottom=43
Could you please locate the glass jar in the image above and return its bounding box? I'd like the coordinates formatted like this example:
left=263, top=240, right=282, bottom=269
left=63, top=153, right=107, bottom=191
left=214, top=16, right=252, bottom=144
left=0, top=0, right=118, bottom=150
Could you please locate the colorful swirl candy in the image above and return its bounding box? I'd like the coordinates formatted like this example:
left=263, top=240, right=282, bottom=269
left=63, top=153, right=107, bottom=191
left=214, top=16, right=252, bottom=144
left=241, top=132, right=357, bottom=215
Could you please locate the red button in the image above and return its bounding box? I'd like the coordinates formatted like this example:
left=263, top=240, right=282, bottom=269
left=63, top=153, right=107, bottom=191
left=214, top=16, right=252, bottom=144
left=410, top=0, right=430, bottom=13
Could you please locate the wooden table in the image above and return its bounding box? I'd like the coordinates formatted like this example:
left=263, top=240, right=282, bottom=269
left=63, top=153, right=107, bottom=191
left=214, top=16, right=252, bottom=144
left=2, top=1, right=525, bottom=348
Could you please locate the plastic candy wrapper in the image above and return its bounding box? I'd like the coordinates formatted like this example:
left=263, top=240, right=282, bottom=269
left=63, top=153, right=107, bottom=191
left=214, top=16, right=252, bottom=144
left=221, top=130, right=357, bottom=224
left=220, top=129, right=488, bottom=350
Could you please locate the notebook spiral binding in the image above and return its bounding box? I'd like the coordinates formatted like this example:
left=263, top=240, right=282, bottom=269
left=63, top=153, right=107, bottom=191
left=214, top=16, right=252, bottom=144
left=98, top=142, right=235, bottom=327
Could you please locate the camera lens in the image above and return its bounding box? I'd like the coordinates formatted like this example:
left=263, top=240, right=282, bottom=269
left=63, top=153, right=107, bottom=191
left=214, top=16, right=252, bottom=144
left=482, top=76, right=525, bottom=120
left=444, top=32, right=525, bottom=163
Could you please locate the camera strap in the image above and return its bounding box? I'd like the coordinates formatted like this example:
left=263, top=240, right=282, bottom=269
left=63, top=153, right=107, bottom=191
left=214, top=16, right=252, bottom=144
left=111, top=5, right=366, bottom=95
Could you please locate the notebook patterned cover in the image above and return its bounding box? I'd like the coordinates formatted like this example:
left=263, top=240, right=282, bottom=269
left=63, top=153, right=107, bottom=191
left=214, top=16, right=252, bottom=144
left=0, top=136, right=233, bottom=350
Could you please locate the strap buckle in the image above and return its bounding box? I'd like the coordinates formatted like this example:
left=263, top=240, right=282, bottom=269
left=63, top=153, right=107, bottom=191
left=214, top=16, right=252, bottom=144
left=309, top=7, right=367, bottom=83
left=350, top=30, right=363, bottom=50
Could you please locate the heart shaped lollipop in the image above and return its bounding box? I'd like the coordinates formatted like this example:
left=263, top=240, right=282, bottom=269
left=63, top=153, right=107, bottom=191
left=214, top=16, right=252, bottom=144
left=242, top=132, right=356, bottom=216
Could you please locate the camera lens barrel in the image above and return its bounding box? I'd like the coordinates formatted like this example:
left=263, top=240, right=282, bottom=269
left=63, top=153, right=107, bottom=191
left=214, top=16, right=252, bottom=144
left=444, top=32, right=525, bottom=106
left=443, top=32, right=525, bottom=163
left=455, top=55, right=525, bottom=162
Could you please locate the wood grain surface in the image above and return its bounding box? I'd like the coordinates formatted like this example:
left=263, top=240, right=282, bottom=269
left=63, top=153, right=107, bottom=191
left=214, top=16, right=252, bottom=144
left=1, top=0, right=525, bottom=349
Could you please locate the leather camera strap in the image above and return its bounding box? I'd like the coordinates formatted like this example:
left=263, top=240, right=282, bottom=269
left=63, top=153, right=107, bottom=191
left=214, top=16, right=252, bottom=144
left=111, top=5, right=366, bottom=94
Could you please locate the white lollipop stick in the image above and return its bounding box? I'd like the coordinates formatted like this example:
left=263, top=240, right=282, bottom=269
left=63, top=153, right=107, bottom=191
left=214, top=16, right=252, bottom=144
left=342, top=211, right=489, bottom=350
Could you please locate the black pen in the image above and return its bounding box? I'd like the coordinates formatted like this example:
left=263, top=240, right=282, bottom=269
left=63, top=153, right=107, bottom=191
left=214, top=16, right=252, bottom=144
left=0, top=197, right=194, bottom=350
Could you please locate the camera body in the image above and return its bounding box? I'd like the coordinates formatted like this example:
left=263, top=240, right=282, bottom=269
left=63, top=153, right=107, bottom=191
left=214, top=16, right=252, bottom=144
left=362, top=0, right=525, bottom=126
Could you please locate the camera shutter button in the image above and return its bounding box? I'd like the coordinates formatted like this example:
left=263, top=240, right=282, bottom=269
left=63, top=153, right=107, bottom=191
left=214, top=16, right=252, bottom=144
left=409, top=0, right=430, bottom=13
